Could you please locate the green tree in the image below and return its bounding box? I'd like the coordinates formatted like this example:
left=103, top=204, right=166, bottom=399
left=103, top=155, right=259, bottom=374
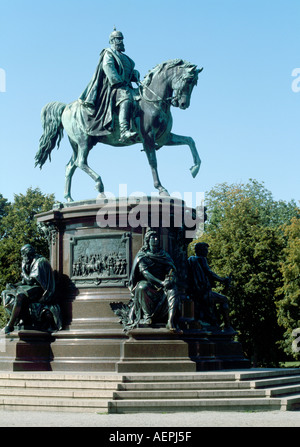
left=276, top=213, right=300, bottom=359
left=190, top=180, right=297, bottom=366
left=0, top=194, right=11, bottom=327
left=0, top=194, right=10, bottom=235
left=203, top=179, right=298, bottom=231
left=0, top=188, right=55, bottom=326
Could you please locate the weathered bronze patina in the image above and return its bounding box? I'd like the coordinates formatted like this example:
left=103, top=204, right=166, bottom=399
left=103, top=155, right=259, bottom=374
left=79, top=27, right=140, bottom=143
left=187, top=242, right=235, bottom=334
left=35, top=28, right=202, bottom=202
left=111, top=229, right=181, bottom=333
left=1, top=244, right=62, bottom=334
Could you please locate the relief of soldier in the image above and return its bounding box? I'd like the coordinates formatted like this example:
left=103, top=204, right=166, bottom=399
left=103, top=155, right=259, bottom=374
left=72, top=252, right=127, bottom=277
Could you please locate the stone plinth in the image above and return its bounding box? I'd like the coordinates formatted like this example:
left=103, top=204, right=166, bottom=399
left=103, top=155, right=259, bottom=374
left=0, top=197, right=250, bottom=372
left=0, top=331, right=54, bottom=371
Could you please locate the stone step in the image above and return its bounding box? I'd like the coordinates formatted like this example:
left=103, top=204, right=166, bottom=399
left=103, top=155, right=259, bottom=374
left=113, top=389, right=268, bottom=400
left=0, top=387, right=114, bottom=399
left=0, top=391, right=299, bottom=413
left=117, top=380, right=253, bottom=391
left=235, top=369, right=300, bottom=381
left=0, top=395, right=109, bottom=413
left=1, top=377, right=299, bottom=394
left=107, top=397, right=285, bottom=413
left=283, top=394, right=300, bottom=410
left=121, top=373, right=240, bottom=382
left=121, top=368, right=300, bottom=383
left=0, top=371, right=123, bottom=382
left=0, top=368, right=298, bottom=383
left=0, top=378, right=122, bottom=390
left=250, top=375, right=300, bottom=389
left=0, top=369, right=300, bottom=413
left=0, top=372, right=124, bottom=396
left=267, top=384, right=300, bottom=397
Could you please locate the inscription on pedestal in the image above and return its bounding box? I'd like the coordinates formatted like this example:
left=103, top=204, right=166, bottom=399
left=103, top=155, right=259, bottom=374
left=70, top=232, right=131, bottom=287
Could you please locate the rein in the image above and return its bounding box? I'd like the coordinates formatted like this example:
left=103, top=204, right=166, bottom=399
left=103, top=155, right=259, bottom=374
left=137, top=80, right=177, bottom=106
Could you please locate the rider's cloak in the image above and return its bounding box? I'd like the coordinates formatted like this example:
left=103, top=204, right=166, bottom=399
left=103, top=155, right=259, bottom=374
left=76, top=47, right=138, bottom=136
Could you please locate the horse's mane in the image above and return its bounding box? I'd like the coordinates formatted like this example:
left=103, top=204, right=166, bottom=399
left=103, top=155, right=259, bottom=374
left=143, top=59, right=198, bottom=86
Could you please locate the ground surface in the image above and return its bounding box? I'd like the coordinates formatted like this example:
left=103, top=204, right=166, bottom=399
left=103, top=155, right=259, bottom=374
left=0, top=409, right=299, bottom=427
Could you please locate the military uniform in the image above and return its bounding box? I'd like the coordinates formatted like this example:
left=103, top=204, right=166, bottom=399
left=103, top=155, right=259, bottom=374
left=78, top=29, right=139, bottom=141
left=102, top=47, right=139, bottom=106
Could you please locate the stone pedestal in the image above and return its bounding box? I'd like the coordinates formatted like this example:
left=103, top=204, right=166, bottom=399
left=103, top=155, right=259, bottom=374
left=0, top=331, right=54, bottom=371
left=0, top=197, right=250, bottom=371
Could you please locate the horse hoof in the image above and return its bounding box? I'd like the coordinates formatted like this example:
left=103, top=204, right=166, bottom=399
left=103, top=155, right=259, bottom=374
left=96, top=192, right=106, bottom=199
left=190, top=164, right=200, bottom=178
left=159, top=188, right=170, bottom=197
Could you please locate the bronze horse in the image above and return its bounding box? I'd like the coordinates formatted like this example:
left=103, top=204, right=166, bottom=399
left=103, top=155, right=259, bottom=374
left=35, top=59, right=202, bottom=202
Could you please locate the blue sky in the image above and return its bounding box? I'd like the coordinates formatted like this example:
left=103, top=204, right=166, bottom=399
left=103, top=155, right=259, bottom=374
left=0, top=0, right=299, bottom=206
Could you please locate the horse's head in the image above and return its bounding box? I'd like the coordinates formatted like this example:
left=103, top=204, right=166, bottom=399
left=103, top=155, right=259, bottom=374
left=171, top=62, right=203, bottom=110
left=142, top=60, right=203, bottom=110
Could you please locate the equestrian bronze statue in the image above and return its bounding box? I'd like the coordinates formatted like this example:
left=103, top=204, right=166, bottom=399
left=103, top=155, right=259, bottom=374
left=35, top=28, right=202, bottom=202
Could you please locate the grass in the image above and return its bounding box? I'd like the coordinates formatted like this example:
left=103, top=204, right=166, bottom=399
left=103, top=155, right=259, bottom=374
left=279, top=361, right=300, bottom=368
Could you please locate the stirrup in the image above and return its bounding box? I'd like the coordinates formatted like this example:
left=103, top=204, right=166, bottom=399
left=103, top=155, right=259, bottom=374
left=119, top=129, right=138, bottom=143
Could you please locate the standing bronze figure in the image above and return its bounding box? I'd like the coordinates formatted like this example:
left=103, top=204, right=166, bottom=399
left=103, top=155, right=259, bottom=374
left=35, top=29, right=202, bottom=202
left=188, top=242, right=235, bottom=333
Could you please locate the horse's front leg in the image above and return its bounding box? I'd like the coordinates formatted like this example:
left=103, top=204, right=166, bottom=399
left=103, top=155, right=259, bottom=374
left=143, top=139, right=169, bottom=196
left=164, top=133, right=201, bottom=178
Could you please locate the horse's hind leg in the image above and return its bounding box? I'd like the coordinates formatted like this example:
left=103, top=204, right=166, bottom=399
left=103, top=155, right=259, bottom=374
left=64, top=155, right=76, bottom=202
left=75, top=137, right=105, bottom=197
left=64, top=138, right=78, bottom=202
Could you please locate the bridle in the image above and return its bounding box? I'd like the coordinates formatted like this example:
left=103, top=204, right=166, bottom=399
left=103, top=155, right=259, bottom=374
left=137, top=80, right=181, bottom=107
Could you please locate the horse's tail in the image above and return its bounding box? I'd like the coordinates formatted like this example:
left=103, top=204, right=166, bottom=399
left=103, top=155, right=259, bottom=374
left=35, top=101, right=67, bottom=168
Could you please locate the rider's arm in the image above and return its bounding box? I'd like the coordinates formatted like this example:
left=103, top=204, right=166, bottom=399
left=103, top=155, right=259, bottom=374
left=131, top=69, right=140, bottom=84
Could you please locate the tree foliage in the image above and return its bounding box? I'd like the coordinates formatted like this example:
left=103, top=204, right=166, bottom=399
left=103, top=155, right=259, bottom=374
left=190, top=180, right=298, bottom=366
left=276, top=213, right=300, bottom=359
left=203, top=179, right=298, bottom=231
left=0, top=194, right=10, bottom=233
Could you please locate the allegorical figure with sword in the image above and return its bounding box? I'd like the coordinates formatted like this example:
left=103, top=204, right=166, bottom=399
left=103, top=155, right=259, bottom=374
left=110, top=229, right=182, bottom=333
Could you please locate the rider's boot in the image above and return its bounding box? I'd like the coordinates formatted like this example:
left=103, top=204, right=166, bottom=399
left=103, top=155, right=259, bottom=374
left=119, top=100, right=138, bottom=143
left=119, top=123, right=138, bottom=143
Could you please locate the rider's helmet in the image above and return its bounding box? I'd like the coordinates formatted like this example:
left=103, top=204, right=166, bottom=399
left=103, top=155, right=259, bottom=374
left=109, top=27, right=124, bottom=44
